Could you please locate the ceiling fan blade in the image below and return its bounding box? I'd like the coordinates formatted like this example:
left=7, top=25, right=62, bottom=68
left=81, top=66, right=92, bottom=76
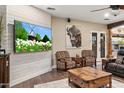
left=119, top=5, right=124, bottom=10
left=90, top=7, right=110, bottom=12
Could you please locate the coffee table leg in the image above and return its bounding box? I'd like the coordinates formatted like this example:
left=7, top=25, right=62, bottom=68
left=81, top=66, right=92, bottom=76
left=102, top=63, right=103, bottom=70
left=68, top=78, right=70, bottom=83
left=109, top=76, right=112, bottom=88
left=68, top=73, right=71, bottom=84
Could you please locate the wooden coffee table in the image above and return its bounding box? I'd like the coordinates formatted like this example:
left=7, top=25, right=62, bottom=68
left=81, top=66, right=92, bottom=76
left=68, top=67, right=112, bottom=88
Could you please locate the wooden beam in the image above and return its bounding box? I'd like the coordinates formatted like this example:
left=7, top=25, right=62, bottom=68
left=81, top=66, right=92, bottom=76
left=107, top=20, right=124, bottom=57
left=107, top=20, right=124, bottom=29
left=107, top=29, right=112, bottom=57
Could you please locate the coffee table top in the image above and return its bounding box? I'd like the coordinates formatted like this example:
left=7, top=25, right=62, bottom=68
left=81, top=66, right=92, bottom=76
left=68, top=67, right=112, bottom=81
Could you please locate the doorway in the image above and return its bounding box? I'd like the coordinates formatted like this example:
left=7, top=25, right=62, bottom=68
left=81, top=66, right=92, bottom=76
left=91, top=31, right=106, bottom=61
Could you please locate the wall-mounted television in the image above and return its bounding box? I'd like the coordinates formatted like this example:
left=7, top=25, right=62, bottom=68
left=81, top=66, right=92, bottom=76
left=14, top=20, right=52, bottom=53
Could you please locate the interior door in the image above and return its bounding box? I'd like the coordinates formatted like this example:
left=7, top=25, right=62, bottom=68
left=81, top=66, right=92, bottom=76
left=92, top=32, right=97, bottom=58
left=92, top=32, right=106, bottom=61
left=100, top=33, right=105, bottom=58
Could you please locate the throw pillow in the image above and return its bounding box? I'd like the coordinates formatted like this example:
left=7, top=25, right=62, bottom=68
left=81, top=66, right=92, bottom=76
left=115, top=56, right=124, bottom=64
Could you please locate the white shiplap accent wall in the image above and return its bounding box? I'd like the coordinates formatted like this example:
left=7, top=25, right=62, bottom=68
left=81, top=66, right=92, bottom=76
left=6, top=5, right=52, bottom=86
left=7, top=5, right=51, bottom=28
left=0, top=6, right=7, bottom=50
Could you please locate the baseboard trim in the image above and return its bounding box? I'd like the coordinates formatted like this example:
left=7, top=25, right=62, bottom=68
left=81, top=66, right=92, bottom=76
left=10, top=67, right=52, bottom=87
left=52, top=65, right=56, bottom=69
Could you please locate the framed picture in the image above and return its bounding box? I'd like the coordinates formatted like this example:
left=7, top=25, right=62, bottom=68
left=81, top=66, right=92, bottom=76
left=14, top=20, right=52, bottom=53
left=66, top=25, right=81, bottom=48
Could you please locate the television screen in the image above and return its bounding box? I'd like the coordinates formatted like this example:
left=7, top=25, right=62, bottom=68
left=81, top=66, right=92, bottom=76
left=14, top=20, right=52, bottom=53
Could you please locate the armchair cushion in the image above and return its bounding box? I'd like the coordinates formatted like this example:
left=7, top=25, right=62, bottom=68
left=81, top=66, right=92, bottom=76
left=85, top=57, right=95, bottom=62
left=106, top=63, right=117, bottom=71
left=59, top=58, right=66, bottom=62
left=59, top=57, right=71, bottom=62
left=116, top=64, right=124, bottom=73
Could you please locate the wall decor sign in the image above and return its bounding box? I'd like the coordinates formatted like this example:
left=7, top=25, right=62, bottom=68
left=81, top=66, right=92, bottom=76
left=66, top=25, right=81, bottom=48
left=14, top=20, right=52, bottom=53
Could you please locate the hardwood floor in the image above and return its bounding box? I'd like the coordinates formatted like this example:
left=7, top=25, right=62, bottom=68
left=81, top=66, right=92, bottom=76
left=12, top=69, right=68, bottom=88
left=12, top=65, right=124, bottom=88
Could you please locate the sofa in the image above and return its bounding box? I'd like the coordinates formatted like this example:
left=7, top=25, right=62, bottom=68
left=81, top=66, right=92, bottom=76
left=105, top=50, right=124, bottom=77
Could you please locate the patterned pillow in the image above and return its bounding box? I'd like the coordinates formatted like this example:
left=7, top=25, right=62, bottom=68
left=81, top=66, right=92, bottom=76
left=115, top=56, right=124, bottom=64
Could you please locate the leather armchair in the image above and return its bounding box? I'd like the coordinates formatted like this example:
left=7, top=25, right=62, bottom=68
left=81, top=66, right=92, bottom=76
left=55, top=51, right=76, bottom=70
left=81, top=50, right=96, bottom=67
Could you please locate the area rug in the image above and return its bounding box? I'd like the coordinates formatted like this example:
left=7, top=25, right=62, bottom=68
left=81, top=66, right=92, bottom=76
left=34, top=78, right=124, bottom=88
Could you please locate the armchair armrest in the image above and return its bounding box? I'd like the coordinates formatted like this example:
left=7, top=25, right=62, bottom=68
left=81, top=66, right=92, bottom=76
left=71, top=57, right=75, bottom=61
left=92, top=55, right=96, bottom=58
left=108, top=58, right=116, bottom=63
left=58, top=57, right=71, bottom=62
left=58, top=58, right=66, bottom=62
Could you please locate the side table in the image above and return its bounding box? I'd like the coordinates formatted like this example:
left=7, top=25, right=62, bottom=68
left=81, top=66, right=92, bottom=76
left=102, top=59, right=108, bottom=70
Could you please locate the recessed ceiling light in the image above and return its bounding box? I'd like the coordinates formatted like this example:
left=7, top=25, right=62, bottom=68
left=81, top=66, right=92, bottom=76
left=104, top=13, right=110, bottom=18
left=47, top=7, right=56, bottom=10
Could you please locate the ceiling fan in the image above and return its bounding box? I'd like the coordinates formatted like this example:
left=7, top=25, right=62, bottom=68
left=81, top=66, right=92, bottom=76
left=91, top=5, right=124, bottom=12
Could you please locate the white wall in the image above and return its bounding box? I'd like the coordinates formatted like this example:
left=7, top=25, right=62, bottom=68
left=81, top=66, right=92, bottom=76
left=52, top=17, right=108, bottom=66
left=6, top=5, right=52, bottom=86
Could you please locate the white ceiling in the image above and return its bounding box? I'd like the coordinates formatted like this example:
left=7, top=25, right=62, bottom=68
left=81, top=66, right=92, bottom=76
left=34, top=5, right=124, bottom=24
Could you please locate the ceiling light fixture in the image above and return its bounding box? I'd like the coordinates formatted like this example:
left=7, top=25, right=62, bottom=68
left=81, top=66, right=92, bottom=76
left=104, top=13, right=110, bottom=20
left=47, top=7, right=56, bottom=10
left=104, top=13, right=110, bottom=18
left=111, top=9, right=120, bottom=16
